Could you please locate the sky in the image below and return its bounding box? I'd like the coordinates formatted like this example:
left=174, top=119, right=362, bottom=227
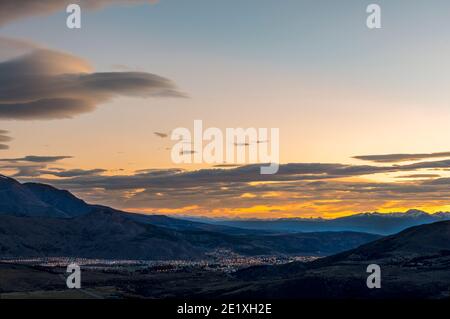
left=1, top=0, right=450, bottom=218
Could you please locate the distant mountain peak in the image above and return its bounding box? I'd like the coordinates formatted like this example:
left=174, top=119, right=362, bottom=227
left=356, top=209, right=429, bottom=218
left=435, top=211, right=450, bottom=218
left=404, top=209, right=428, bottom=217
left=211, top=209, right=450, bottom=235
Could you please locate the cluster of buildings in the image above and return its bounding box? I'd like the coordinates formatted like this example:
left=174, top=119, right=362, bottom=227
left=0, top=252, right=321, bottom=273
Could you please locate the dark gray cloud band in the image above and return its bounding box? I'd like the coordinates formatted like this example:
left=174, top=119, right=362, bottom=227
left=6, top=157, right=448, bottom=213
left=33, top=160, right=450, bottom=191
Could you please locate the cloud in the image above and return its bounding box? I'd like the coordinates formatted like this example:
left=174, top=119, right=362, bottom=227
left=395, top=174, right=441, bottom=179
left=15, top=158, right=449, bottom=211
left=424, top=178, right=450, bottom=185
left=154, top=132, right=168, bottom=138
left=10, top=164, right=48, bottom=177
left=0, top=155, right=108, bottom=179
left=179, top=150, right=197, bottom=155
left=353, top=151, right=450, bottom=163
left=213, top=164, right=242, bottom=168
left=0, top=155, right=72, bottom=163
left=0, top=129, right=12, bottom=150
left=25, top=160, right=450, bottom=192
left=0, top=0, right=157, bottom=27
left=8, top=154, right=450, bottom=218
left=0, top=130, right=12, bottom=142
left=0, top=47, right=185, bottom=120
left=41, top=168, right=107, bottom=178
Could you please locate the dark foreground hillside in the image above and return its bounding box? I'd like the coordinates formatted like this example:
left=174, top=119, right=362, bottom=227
left=215, top=221, right=450, bottom=299
left=1, top=221, right=448, bottom=299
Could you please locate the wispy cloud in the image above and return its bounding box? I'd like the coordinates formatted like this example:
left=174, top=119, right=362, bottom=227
left=0, top=155, right=71, bottom=177
left=0, top=36, right=40, bottom=61
left=0, top=129, right=12, bottom=150
left=395, top=174, right=441, bottom=179
left=0, top=156, right=108, bottom=179
left=0, top=155, right=72, bottom=163
left=0, top=0, right=157, bottom=27
left=41, top=168, right=107, bottom=178
left=353, top=152, right=450, bottom=163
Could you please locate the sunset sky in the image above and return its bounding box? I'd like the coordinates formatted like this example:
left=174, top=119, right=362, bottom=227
left=1, top=0, right=450, bottom=218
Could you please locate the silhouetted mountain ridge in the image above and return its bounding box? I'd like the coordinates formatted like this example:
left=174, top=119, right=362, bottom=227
left=321, top=219, right=450, bottom=263
left=0, top=175, right=65, bottom=217
left=224, top=220, right=450, bottom=299
left=23, top=182, right=93, bottom=217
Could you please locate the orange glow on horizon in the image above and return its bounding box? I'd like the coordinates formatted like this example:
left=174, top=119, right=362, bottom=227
left=123, top=201, right=450, bottom=220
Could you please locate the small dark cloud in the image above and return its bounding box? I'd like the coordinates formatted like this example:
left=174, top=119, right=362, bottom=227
left=233, top=142, right=250, bottom=146
left=154, top=132, right=168, bottom=138
left=180, top=150, right=197, bottom=155
left=233, top=140, right=268, bottom=146
left=134, top=168, right=183, bottom=176
left=213, top=164, right=242, bottom=168
left=353, top=152, right=450, bottom=163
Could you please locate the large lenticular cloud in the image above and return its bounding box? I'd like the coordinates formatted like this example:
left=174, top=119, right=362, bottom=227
left=0, top=0, right=156, bottom=27
left=0, top=46, right=184, bottom=120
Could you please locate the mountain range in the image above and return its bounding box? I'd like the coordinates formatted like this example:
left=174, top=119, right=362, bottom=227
left=198, top=210, right=450, bottom=235
left=0, top=174, right=380, bottom=259
left=2, top=173, right=447, bottom=236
